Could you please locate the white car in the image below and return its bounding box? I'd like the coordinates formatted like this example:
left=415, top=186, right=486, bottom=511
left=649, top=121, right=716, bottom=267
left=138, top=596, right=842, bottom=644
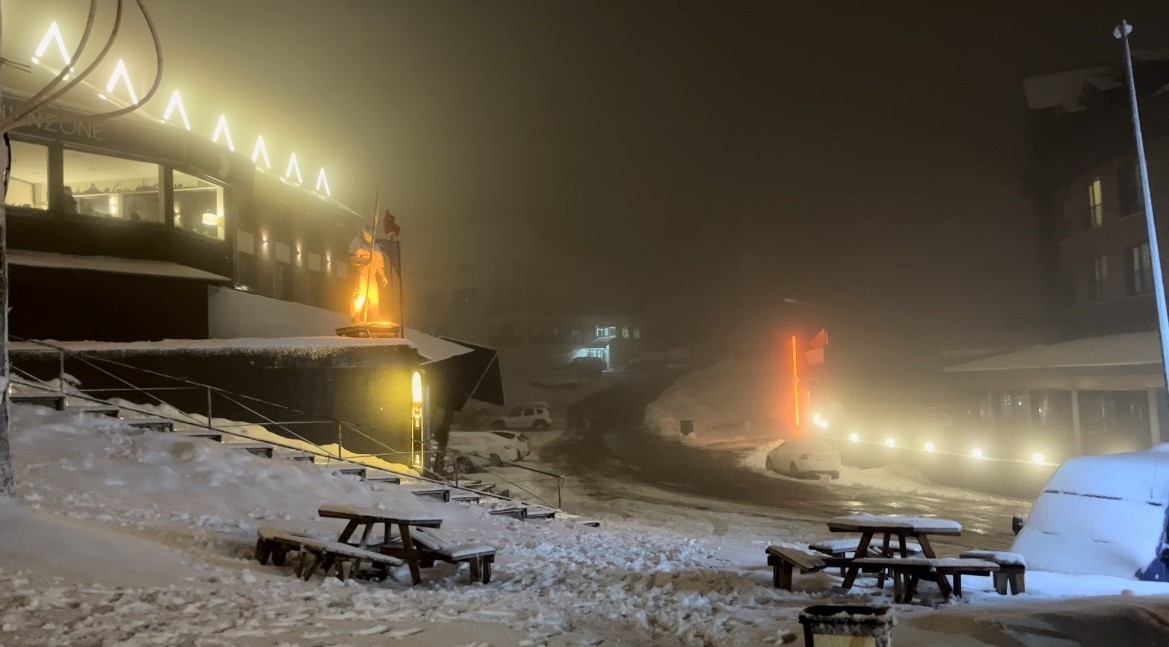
left=447, top=430, right=531, bottom=467
left=765, top=437, right=841, bottom=479
left=490, top=403, right=553, bottom=431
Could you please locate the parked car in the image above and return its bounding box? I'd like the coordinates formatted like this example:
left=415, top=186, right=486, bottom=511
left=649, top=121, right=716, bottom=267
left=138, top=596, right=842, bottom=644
left=765, top=437, right=841, bottom=479
left=447, top=430, right=531, bottom=467
left=490, top=403, right=553, bottom=430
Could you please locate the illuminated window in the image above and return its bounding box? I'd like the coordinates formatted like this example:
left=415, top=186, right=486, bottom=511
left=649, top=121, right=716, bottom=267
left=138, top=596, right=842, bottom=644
left=1126, top=242, right=1152, bottom=296
left=1087, top=178, right=1103, bottom=228
left=173, top=171, right=225, bottom=240
left=5, top=141, right=49, bottom=211
left=633, top=327, right=641, bottom=339
left=63, top=149, right=161, bottom=222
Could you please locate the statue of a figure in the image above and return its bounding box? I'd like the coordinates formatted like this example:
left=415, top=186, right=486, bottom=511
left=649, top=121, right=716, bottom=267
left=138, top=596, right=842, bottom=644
left=348, top=225, right=389, bottom=323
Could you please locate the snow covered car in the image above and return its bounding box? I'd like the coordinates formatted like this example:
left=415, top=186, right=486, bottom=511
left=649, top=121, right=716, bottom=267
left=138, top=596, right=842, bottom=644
left=447, top=431, right=531, bottom=466
left=765, top=438, right=841, bottom=479
left=489, top=404, right=553, bottom=430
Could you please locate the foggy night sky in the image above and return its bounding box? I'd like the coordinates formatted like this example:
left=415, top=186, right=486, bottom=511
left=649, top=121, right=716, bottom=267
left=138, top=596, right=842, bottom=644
left=13, top=1, right=1169, bottom=359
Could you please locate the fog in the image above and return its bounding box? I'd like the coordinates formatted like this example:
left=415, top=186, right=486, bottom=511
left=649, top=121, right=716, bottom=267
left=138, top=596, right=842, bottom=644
left=11, top=0, right=1169, bottom=375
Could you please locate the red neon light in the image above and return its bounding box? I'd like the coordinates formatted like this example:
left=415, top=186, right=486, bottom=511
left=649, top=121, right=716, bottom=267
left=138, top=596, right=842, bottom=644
left=791, top=334, right=800, bottom=430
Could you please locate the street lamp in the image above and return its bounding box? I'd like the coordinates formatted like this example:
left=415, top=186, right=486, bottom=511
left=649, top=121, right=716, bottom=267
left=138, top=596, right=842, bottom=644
left=1115, top=21, right=1169, bottom=398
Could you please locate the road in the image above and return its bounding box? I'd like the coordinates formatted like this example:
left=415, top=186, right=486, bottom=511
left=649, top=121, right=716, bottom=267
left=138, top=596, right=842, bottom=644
left=540, top=371, right=1025, bottom=551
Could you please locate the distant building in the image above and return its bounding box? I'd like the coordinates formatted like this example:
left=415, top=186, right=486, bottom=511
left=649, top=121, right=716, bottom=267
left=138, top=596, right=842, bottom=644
left=407, top=221, right=647, bottom=376
left=944, top=55, right=1169, bottom=462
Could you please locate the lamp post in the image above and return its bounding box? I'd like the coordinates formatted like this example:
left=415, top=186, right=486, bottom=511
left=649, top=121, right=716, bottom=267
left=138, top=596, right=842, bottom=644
left=1115, top=21, right=1169, bottom=398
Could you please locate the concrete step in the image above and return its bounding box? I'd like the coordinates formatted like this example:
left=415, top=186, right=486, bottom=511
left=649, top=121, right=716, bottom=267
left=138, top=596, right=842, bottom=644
left=11, top=394, right=66, bottom=410
left=524, top=506, right=558, bottom=520
left=124, top=419, right=175, bottom=433
left=449, top=490, right=482, bottom=504
left=71, top=406, right=120, bottom=417
left=332, top=466, right=367, bottom=480
left=408, top=487, right=451, bottom=503
left=487, top=506, right=527, bottom=520
left=227, top=444, right=274, bottom=458
left=173, top=430, right=224, bottom=442
left=365, top=470, right=402, bottom=485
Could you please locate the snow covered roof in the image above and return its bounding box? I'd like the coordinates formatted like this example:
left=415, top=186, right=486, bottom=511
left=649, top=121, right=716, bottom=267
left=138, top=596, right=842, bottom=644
left=945, top=332, right=1161, bottom=373
left=1022, top=66, right=1117, bottom=112
left=8, top=332, right=470, bottom=363
left=8, top=249, right=232, bottom=283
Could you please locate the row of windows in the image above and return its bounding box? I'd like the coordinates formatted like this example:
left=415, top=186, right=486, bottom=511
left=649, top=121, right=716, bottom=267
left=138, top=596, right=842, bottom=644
left=1078, top=242, right=1152, bottom=305
left=5, top=140, right=227, bottom=241
left=1059, top=162, right=1144, bottom=238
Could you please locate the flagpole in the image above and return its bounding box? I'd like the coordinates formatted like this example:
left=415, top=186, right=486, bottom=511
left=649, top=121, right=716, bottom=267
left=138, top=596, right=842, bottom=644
left=1116, top=20, right=1169, bottom=399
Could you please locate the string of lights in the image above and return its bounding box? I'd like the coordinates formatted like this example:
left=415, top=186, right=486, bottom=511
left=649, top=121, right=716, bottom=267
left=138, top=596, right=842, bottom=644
left=5, top=12, right=336, bottom=201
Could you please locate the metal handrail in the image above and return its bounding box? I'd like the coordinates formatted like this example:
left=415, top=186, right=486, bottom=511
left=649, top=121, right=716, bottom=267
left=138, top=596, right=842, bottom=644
left=8, top=338, right=568, bottom=509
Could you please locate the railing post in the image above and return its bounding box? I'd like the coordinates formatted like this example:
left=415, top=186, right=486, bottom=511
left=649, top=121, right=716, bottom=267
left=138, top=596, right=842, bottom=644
left=205, top=387, right=214, bottom=429
left=58, top=350, right=65, bottom=393
left=336, top=420, right=343, bottom=461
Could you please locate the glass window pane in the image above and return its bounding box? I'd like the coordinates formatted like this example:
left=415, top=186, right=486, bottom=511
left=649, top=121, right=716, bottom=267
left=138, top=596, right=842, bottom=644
left=63, top=149, right=161, bottom=222
left=5, top=141, right=49, bottom=210
left=173, top=170, right=225, bottom=240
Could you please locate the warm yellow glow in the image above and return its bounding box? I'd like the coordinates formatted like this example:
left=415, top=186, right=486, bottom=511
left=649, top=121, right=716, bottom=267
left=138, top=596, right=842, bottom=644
left=353, top=294, right=365, bottom=312
left=201, top=212, right=221, bottom=227
left=250, top=135, right=272, bottom=169
left=971, top=448, right=984, bottom=460
left=161, top=90, right=191, bottom=130
left=924, top=442, right=936, bottom=453
left=33, top=22, right=71, bottom=67
left=1032, top=452, right=1045, bottom=465
left=104, top=59, right=140, bottom=104
left=411, top=371, right=423, bottom=405
left=285, top=153, right=303, bottom=184
left=315, top=168, right=331, bottom=196
left=211, top=114, right=235, bottom=151
left=848, top=432, right=859, bottom=443
left=884, top=437, right=896, bottom=448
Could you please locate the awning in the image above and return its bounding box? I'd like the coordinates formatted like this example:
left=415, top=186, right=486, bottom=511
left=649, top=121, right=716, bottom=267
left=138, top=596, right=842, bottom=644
left=584, top=335, right=617, bottom=349
left=945, top=332, right=1160, bottom=373
left=9, top=249, right=232, bottom=283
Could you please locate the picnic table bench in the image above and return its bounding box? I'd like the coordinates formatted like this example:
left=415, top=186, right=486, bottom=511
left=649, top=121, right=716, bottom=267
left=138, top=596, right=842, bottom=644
left=410, top=526, right=496, bottom=584
left=851, top=556, right=1000, bottom=602
left=255, top=526, right=404, bottom=581
left=960, top=550, right=1026, bottom=594
left=765, top=545, right=850, bottom=591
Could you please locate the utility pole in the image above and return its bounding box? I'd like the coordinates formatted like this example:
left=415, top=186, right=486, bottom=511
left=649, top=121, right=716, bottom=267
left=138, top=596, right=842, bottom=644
left=1115, top=20, right=1169, bottom=398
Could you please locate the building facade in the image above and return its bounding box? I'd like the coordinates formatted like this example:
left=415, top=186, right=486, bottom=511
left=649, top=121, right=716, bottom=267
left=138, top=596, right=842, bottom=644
left=943, top=56, right=1169, bottom=463
left=3, top=95, right=366, bottom=340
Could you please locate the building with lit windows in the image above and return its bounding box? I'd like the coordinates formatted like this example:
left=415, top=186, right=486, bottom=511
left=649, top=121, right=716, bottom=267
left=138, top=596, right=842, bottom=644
left=942, top=56, right=1169, bottom=463
left=0, top=18, right=502, bottom=463
left=3, top=93, right=368, bottom=341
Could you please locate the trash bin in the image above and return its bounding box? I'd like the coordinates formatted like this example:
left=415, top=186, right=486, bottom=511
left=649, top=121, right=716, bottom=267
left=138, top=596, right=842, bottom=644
left=680, top=420, right=693, bottom=435
left=798, top=605, right=895, bottom=647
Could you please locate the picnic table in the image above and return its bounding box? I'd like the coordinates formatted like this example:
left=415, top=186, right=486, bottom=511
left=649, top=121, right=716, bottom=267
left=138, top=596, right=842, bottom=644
left=319, top=504, right=443, bottom=585
left=827, top=514, right=977, bottom=601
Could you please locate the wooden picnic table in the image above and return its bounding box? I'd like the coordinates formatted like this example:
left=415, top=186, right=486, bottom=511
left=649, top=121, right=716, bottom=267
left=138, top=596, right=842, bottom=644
left=827, top=514, right=963, bottom=595
left=319, top=504, right=443, bottom=585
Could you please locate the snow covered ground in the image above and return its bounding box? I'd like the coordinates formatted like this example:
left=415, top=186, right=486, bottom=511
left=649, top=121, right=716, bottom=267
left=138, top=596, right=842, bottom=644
left=4, top=396, right=1169, bottom=645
